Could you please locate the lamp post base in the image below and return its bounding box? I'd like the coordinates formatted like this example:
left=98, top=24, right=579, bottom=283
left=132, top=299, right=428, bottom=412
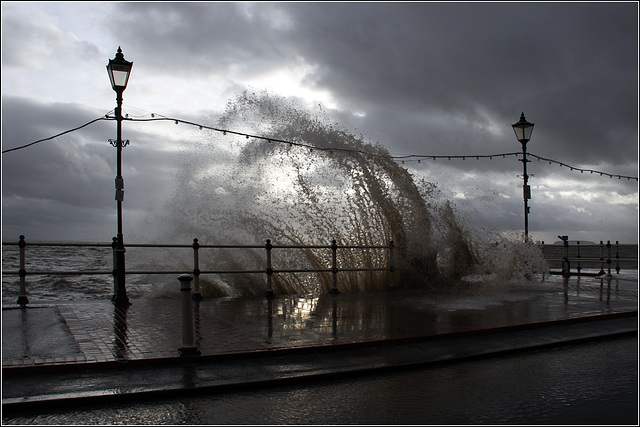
left=179, top=347, right=201, bottom=357
left=112, top=295, right=131, bottom=306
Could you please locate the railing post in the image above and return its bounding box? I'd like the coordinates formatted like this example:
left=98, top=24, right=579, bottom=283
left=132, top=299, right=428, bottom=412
left=540, top=241, right=546, bottom=281
left=178, top=274, right=200, bottom=356
left=330, top=239, right=340, bottom=295
left=111, top=237, right=118, bottom=300
left=561, top=236, right=570, bottom=277
left=576, top=241, right=581, bottom=275
left=265, top=239, right=276, bottom=298
left=606, top=240, right=612, bottom=276
left=192, top=238, right=203, bottom=300
left=615, top=241, right=621, bottom=274
left=17, top=235, right=28, bottom=306
left=598, top=241, right=605, bottom=276
left=389, top=240, right=396, bottom=289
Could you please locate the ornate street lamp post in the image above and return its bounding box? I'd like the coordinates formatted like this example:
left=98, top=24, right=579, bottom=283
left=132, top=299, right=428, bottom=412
left=512, top=112, right=535, bottom=242
left=107, top=47, right=133, bottom=305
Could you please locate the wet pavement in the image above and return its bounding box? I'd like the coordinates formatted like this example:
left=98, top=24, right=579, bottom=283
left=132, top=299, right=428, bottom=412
left=2, top=274, right=638, bottom=413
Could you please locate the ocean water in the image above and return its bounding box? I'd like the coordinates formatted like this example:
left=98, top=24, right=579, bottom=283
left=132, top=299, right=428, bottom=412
left=1, top=244, right=174, bottom=304
left=2, top=242, right=637, bottom=305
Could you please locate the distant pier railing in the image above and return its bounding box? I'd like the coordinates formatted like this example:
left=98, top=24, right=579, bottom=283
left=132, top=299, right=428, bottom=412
left=539, top=240, right=638, bottom=277
left=2, top=236, right=396, bottom=305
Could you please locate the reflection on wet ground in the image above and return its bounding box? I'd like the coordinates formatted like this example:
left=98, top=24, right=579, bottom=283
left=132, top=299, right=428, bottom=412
left=199, top=274, right=637, bottom=347
left=2, top=273, right=637, bottom=424
left=3, top=336, right=637, bottom=425
left=3, top=274, right=637, bottom=366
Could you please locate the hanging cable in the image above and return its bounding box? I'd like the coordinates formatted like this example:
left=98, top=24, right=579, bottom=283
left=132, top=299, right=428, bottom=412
left=3, top=109, right=637, bottom=181
left=124, top=114, right=640, bottom=181
left=527, top=153, right=637, bottom=181
left=392, top=152, right=522, bottom=161
left=1, top=115, right=112, bottom=154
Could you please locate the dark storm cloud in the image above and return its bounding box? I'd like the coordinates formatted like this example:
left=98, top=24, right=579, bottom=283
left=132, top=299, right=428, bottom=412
left=1, top=96, right=181, bottom=241
left=110, top=2, right=637, bottom=168
left=2, top=2, right=637, bottom=243
left=112, top=2, right=294, bottom=79
left=2, top=96, right=113, bottom=207
left=279, top=2, right=637, bottom=162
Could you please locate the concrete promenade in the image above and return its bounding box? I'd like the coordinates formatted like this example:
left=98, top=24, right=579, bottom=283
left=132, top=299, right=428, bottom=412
left=2, top=274, right=638, bottom=413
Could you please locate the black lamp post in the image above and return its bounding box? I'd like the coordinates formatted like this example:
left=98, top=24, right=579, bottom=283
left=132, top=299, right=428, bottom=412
left=512, top=112, right=535, bottom=242
left=107, top=46, right=133, bottom=305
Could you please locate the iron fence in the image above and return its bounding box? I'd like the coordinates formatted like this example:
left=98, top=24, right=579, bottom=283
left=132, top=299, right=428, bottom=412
left=3, top=236, right=637, bottom=306
left=2, top=235, right=396, bottom=305
left=538, top=240, right=638, bottom=276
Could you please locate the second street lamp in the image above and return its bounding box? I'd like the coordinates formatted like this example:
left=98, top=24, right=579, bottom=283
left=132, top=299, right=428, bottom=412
left=107, top=46, right=133, bottom=305
left=512, top=112, right=535, bottom=242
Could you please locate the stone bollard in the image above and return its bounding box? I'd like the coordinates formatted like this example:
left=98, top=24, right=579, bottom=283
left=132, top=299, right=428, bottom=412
left=178, top=274, right=200, bottom=356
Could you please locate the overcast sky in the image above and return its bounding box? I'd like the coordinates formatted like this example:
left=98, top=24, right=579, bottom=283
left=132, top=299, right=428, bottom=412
left=2, top=2, right=638, bottom=245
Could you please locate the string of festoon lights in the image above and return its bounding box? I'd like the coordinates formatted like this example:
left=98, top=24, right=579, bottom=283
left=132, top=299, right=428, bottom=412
left=2, top=109, right=637, bottom=182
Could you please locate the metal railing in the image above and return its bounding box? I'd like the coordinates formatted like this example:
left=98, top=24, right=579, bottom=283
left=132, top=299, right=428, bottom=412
left=2, top=235, right=396, bottom=305
left=4, top=235, right=638, bottom=306
left=539, top=240, right=638, bottom=277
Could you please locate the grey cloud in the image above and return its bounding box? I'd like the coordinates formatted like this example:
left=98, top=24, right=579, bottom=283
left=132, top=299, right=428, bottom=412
left=2, top=95, right=181, bottom=241
left=2, top=2, right=636, bottom=244
left=1, top=6, right=102, bottom=70
left=278, top=3, right=637, bottom=163
left=103, top=2, right=637, bottom=169
left=2, top=97, right=113, bottom=206
left=111, top=2, right=296, bottom=79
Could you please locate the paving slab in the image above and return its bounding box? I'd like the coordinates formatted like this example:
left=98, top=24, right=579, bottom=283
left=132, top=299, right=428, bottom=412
left=2, top=274, right=638, bottom=412
left=2, top=313, right=637, bottom=414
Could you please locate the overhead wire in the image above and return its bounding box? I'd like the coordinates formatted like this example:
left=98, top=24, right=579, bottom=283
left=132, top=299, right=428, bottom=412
left=529, top=153, right=638, bottom=181
left=2, top=109, right=638, bottom=182
left=120, top=114, right=362, bottom=155
left=1, top=114, right=113, bottom=154
left=394, top=152, right=638, bottom=181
